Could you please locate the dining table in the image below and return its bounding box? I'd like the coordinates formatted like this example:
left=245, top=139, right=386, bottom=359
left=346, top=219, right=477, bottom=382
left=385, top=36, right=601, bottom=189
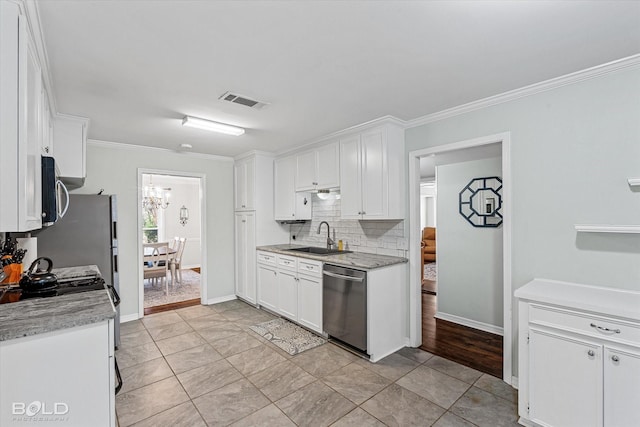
left=143, top=243, right=178, bottom=288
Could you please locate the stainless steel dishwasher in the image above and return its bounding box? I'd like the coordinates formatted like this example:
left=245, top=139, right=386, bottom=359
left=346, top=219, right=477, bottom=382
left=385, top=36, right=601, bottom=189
left=323, top=264, right=367, bottom=353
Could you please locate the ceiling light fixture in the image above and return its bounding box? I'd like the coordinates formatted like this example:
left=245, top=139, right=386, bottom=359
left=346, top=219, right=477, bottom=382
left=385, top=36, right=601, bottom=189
left=182, top=116, right=245, bottom=136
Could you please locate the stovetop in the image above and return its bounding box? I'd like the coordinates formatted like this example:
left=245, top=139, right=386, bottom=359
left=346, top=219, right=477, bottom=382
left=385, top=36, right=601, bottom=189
left=1, top=276, right=107, bottom=303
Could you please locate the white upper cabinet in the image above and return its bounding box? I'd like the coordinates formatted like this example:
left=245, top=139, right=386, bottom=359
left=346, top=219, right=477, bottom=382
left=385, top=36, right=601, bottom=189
left=54, top=114, right=88, bottom=188
left=275, top=155, right=311, bottom=221
left=41, top=89, right=53, bottom=156
left=295, top=142, right=339, bottom=191
left=234, top=156, right=255, bottom=211
left=339, top=124, right=405, bottom=220
left=0, top=1, right=42, bottom=231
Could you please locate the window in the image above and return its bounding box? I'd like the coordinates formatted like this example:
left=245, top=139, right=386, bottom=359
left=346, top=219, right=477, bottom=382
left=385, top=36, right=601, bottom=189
left=142, top=207, right=163, bottom=243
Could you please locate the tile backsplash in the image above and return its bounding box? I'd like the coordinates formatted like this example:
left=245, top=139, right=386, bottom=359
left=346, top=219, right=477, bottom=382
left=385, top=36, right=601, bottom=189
left=288, top=194, right=407, bottom=257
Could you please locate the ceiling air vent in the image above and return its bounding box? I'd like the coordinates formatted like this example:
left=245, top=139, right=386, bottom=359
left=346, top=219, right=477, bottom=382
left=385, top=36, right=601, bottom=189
left=219, top=92, right=269, bottom=109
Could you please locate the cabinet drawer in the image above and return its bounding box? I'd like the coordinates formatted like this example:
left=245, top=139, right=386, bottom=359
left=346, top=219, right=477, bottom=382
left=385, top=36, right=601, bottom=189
left=298, top=259, right=322, bottom=277
left=277, top=255, right=297, bottom=271
left=530, top=304, right=640, bottom=346
left=257, top=251, right=276, bottom=265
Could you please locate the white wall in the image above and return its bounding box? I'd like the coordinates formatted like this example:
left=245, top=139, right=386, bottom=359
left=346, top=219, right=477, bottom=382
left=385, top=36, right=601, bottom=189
left=436, top=156, right=503, bottom=328
left=290, top=195, right=406, bottom=257
left=73, top=141, right=234, bottom=318
left=405, top=65, right=640, bottom=376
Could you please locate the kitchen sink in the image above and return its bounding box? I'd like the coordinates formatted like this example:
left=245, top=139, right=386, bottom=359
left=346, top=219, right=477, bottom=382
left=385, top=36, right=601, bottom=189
left=287, top=247, right=352, bottom=256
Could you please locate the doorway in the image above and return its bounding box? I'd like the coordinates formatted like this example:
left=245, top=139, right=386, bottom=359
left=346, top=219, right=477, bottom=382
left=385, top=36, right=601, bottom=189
left=408, top=132, right=513, bottom=384
left=137, top=170, right=206, bottom=316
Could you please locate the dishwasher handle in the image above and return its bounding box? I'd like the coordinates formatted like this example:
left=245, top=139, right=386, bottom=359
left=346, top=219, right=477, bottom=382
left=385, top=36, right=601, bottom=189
left=323, top=270, right=365, bottom=282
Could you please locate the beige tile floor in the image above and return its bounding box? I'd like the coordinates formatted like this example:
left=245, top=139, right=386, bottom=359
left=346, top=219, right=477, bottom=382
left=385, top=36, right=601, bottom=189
left=116, top=300, right=519, bottom=427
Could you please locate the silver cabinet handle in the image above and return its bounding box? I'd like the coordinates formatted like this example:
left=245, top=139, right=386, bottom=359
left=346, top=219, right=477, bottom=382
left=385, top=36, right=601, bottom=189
left=587, top=350, right=595, bottom=357
left=590, top=323, right=621, bottom=334
left=306, top=265, right=313, bottom=269
left=611, top=355, right=620, bottom=362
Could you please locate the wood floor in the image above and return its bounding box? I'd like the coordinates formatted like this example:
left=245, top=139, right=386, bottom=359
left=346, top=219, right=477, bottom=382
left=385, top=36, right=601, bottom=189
left=420, top=283, right=503, bottom=378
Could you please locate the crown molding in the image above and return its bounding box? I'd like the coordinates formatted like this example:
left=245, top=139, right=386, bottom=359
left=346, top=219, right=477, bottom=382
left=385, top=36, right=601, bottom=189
left=406, top=54, right=640, bottom=129
left=234, top=150, right=276, bottom=161
left=87, top=139, right=235, bottom=162
left=275, top=115, right=406, bottom=157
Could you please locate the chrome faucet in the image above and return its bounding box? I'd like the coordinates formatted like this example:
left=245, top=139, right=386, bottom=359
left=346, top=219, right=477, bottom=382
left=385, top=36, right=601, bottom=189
left=317, top=221, right=335, bottom=250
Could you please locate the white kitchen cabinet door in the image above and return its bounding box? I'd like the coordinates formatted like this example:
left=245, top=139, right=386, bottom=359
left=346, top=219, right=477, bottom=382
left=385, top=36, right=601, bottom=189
left=297, top=273, right=322, bottom=333
left=295, top=150, right=316, bottom=191
left=53, top=114, right=88, bottom=187
left=316, top=142, right=339, bottom=189
left=0, top=320, right=115, bottom=427
left=604, top=346, right=640, bottom=427
left=19, top=15, right=43, bottom=232
left=234, top=157, right=255, bottom=211
left=529, top=329, right=602, bottom=427
left=275, top=155, right=312, bottom=221
left=41, top=88, right=53, bottom=156
left=235, top=212, right=256, bottom=304
left=360, top=129, right=386, bottom=219
left=257, top=263, right=278, bottom=312
left=277, top=269, right=298, bottom=321
left=339, top=135, right=362, bottom=219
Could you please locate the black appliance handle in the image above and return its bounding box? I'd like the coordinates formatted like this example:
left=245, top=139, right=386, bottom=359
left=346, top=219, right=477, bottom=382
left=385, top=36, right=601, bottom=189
left=114, top=357, right=123, bottom=395
left=107, top=284, right=121, bottom=307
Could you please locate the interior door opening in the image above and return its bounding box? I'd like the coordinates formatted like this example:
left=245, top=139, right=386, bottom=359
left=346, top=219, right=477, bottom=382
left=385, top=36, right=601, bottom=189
left=140, top=172, right=203, bottom=314
left=410, top=134, right=512, bottom=383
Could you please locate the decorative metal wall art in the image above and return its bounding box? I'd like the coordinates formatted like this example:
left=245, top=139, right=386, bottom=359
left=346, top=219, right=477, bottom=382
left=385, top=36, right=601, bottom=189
left=459, top=176, right=503, bottom=227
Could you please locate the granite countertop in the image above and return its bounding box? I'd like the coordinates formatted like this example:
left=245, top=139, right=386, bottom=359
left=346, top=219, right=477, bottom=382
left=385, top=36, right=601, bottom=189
left=256, top=244, right=408, bottom=270
left=0, top=265, right=115, bottom=342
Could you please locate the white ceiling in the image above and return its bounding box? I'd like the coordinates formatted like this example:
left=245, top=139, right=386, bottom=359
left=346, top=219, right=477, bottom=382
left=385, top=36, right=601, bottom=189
left=37, top=1, right=640, bottom=157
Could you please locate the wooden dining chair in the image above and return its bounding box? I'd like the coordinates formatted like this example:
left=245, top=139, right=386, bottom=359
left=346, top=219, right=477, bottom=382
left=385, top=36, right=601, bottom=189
left=143, top=242, right=170, bottom=295
left=169, top=238, right=187, bottom=285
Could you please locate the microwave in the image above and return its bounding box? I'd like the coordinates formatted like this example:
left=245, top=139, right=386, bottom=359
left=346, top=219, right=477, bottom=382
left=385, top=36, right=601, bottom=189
left=41, top=156, right=69, bottom=226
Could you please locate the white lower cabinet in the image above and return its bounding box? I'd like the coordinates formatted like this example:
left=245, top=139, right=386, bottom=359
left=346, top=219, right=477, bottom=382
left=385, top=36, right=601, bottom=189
left=235, top=212, right=256, bottom=304
left=277, top=268, right=298, bottom=321
left=257, top=251, right=323, bottom=334
left=256, top=252, right=278, bottom=312
left=296, top=261, right=323, bottom=333
left=516, top=279, right=640, bottom=427
left=0, top=320, right=115, bottom=426
left=528, top=329, right=602, bottom=427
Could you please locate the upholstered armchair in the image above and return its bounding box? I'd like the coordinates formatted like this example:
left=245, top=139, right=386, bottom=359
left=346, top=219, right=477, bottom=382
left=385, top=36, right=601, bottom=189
left=421, top=227, right=436, bottom=278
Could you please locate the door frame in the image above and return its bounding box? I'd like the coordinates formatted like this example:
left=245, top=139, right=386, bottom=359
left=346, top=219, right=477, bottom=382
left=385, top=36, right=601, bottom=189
left=408, top=131, right=513, bottom=384
left=137, top=168, right=207, bottom=317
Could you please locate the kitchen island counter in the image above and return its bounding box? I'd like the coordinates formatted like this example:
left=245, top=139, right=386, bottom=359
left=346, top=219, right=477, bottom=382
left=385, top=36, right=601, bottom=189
left=0, top=265, right=115, bottom=341
left=256, top=244, right=407, bottom=270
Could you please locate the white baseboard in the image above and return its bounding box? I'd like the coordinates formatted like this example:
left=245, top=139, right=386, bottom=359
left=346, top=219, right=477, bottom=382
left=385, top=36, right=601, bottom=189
left=434, top=311, right=504, bottom=336
left=181, top=264, right=200, bottom=270
left=206, top=294, right=237, bottom=305
left=511, top=376, right=519, bottom=389
left=120, top=313, right=141, bottom=323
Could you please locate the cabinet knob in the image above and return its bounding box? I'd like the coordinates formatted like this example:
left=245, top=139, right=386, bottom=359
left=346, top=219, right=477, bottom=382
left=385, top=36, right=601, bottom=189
left=357, top=211, right=362, bottom=215
left=242, top=220, right=246, bottom=223
left=242, top=204, right=246, bottom=208
left=611, top=355, right=620, bottom=362
left=587, top=350, right=595, bottom=357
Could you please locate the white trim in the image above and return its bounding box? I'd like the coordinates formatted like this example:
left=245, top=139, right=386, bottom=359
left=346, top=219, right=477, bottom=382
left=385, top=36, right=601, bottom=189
left=406, top=54, right=640, bottom=129
left=138, top=169, right=208, bottom=318
left=628, top=178, right=640, bottom=187
left=206, top=294, right=237, bottom=305
left=408, top=131, right=513, bottom=384
left=119, top=313, right=140, bottom=323
left=511, top=376, right=519, bottom=390
left=574, top=224, right=640, bottom=233
left=274, top=115, right=406, bottom=157
left=89, top=139, right=234, bottom=162
left=234, top=150, right=275, bottom=161
left=434, top=312, right=504, bottom=336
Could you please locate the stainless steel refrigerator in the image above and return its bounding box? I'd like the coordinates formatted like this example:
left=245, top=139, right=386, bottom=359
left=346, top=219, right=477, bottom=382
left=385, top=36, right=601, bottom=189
left=34, top=194, right=120, bottom=346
